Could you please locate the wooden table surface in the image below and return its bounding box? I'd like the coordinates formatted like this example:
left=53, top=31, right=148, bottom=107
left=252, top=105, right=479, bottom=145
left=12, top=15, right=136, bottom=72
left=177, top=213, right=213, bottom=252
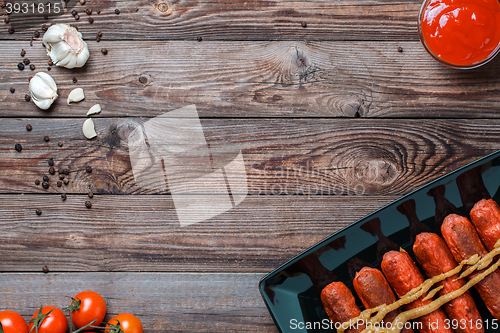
left=1, top=0, right=500, bottom=332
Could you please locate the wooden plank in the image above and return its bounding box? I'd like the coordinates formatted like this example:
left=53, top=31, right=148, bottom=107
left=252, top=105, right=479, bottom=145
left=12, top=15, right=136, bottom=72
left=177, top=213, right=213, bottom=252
left=0, top=194, right=394, bottom=272
left=2, top=41, right=500, bottom=118
left=1, top=0, right=418, bottom=41
left=0, top=272, right=277, bottom=332
left=0, top=118, right=499, bottom=195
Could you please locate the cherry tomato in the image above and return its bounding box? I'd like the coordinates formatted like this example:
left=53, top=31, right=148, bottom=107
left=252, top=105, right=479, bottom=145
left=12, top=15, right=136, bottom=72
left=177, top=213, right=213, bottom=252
left=0, top=310, right=28, bottom=333
left=69, top=290, right=106, bottom=329
left=28, top=306, right=67, bottom=333
left=106, top=313, right=143, bottom=333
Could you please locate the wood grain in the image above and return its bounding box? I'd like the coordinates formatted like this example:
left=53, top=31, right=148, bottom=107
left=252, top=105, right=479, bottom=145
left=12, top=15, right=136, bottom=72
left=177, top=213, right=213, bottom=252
left=1, top=0, right=418, bottom=41
left=2, top=41, right=500, bottom=118
left=0, top=272, right=277, bottom=332
left=0, top=118, right=499, bottom=196
left=0, top=194, right=393, bottom=272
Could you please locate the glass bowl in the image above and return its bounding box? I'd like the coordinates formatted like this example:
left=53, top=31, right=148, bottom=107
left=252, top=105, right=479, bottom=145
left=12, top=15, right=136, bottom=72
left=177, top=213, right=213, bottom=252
left=418, top=0, right=500, bottom=69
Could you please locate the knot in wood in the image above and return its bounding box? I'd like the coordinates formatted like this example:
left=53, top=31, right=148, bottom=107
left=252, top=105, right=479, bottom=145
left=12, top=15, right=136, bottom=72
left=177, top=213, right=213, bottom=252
left=157, top=2, right=168, bottom=12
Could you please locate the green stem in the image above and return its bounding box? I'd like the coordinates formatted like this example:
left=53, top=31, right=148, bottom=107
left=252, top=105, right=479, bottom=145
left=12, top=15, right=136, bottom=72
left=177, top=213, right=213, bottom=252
left=71, top=319, right=97, bottom=333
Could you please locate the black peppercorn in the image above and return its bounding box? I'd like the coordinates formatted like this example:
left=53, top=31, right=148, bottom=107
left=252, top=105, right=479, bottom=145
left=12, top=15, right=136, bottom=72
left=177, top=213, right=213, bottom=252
left=48, top=60, right=53, bottom=66
left=79, top=0, right=86, bottom=4
left=58, top=142, right=63, bottom=147
left=301, top=21, right=307, bottom=28
left=57, top=181, right=62, bottom=187
left=86, top=166, right=92, bottom=173
left=14, top=143, right=22, bottom=152
left=59, top=174, right=65, bottom=180
left=36, top=209, right=42, bottom=216
left=42, top=265, right=49, bottom=273
left=23, top=58, right=30, bottom=65
left=18, top=63, right=25, bottom=70
left=61, top=193, right=67, bottom=201
left=35, top=179, right=40, bottom=185
left=72, top=77, right=78, bottom=83
left=30, top=64, right=35, bottom=70
left=63, top=168, right=69, bottom=175
left=398, top=46, right=404, bottom=53
left=85, top=8, right=92, bottom=15
left=4, top=17, right=9, bottom=24
left=115, top=8, right=120, bottom=14
left=96, top=9, right=100, bottom=14
left=48, top=159, right=54, bottom=167
left=101, top=48, right=108, bottom=55
left=63, top=179, right=69, bottom=185
left=88, top=17, right=94, bottom=24
left=21, top=49, right=26, bottom=57
left=71, top=9, right=77, bottom=16
left=139, top=76, right=147, bottom=84
left=26, top=124, right=33, bottom=131
left=44, top=136, right=50, bottom=142
left=42, top=182, right=49, bottom=189
left=197, top=36, right=202, bottom=42
left=9, top=87, right=15, bottom=93
left=75, top=14, right=80, bottom=20
left=85, top=201, right=92, bottom=209
left=42, top=24, right=48, bottom=31
left=34, top=30, right=40, bottom=38
left=47, top=67, right=51, bottom=71
left=43, top=175, right=49, bottom=182
left=25, top=94, right=31, bottom=102
left=49, top=167, right=55, bottom=175
left=8, top=26, right=14, bottom=34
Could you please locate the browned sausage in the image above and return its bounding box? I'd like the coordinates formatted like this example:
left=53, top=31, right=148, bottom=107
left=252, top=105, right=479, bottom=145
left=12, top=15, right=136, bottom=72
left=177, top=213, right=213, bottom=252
left=441, top=214, right=500, bottom=319
left=353, top=267, right=414, bottom=333
left=321, top=282, right=365, bottom=333
left=381, top=250, right=453, bottom=333
left=413, top=232, right=484, bottom=333
left=470, top=199, right=500, bottom=251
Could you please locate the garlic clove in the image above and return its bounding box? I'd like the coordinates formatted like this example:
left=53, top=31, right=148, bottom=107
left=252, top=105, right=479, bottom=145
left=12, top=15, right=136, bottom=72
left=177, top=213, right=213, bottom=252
left=29, top=72, right=58, bottom=110
left=67, top=88, right=85, bottom=104
left=82, top=118, right=97, bottom=139
left=87, top=104, right=101, bottom=116
left=43, top=24, right=89, bottom=69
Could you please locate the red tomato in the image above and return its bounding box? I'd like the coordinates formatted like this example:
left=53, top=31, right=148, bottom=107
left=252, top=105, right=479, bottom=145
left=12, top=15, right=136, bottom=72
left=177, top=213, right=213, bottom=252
left=69, top=290, right=106, bottom=329
left=106, top=313, right=143, bottom=333
left=0, top=310, right=28, bottom=333
left=28, top=306, right=67, bottom=333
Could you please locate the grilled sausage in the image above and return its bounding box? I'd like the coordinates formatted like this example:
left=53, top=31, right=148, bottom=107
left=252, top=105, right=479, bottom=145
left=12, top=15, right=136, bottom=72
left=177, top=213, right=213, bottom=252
left=413, top=232, right=484, bottom=333
left=321, top=282, right=365, bottom=333
left=381, top=250, right=453, bottom=333
left=353, top=267, right=414, bottom=333
left=441, top=214, right=500, bottom=319
left=470, top=199, right=500, bottom=252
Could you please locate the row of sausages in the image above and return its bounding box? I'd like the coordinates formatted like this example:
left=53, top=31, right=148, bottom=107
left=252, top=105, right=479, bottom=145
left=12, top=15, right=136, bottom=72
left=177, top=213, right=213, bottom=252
left=321, top=198, right=500, bottom=333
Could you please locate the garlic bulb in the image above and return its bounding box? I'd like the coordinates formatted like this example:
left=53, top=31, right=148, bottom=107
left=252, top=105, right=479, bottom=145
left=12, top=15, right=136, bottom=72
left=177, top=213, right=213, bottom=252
left=68, top=88, right=85, bottom=104
left=43, top=24, right=89, bottom=69
left=82, top=118, right=97, bottom=139
left=29, top=72, right=58, bottom=110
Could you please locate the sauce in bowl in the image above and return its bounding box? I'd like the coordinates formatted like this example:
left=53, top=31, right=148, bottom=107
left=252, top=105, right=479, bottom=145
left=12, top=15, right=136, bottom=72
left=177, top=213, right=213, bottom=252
left=419, top=0, right=500, bottom=68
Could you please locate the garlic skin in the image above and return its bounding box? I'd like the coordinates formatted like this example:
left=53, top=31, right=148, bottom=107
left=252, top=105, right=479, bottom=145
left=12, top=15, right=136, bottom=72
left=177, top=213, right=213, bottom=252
left=68, top=88, right=85, bottom=104
left=82, top=118, right=97, bottom=139
left=29, top=72, right=58, bottom=110
left=43, top=24, right=89, bottom=69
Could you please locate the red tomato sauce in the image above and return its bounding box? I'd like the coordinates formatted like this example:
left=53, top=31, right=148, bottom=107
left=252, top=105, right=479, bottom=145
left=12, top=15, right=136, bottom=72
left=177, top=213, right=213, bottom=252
left=420, top=0, right=500, bottom=66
